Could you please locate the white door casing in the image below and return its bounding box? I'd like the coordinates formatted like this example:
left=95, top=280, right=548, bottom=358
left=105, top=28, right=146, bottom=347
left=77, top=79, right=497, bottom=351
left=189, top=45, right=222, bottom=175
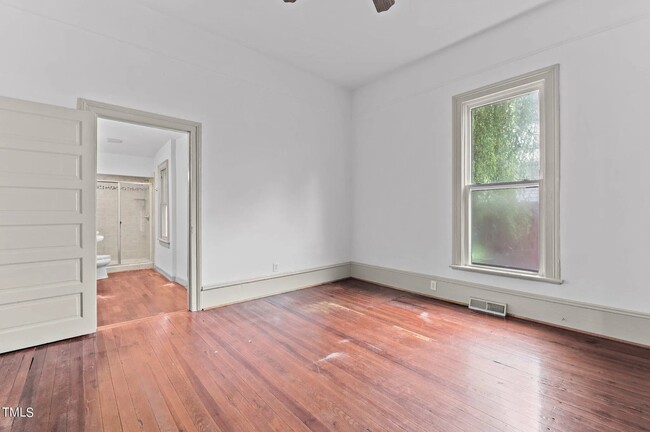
left=0, top=96, right=96, bottom=354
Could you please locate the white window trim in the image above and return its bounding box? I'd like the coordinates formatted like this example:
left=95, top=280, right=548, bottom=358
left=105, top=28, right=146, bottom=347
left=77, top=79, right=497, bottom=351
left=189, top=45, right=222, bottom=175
left=451, top=65, right=561, bottom=284
left=158, top=159, right=171, bottom=246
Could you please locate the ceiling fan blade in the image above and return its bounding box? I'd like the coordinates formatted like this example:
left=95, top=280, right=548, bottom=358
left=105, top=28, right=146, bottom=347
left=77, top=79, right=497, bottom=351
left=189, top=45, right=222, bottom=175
left=373, top=0, right=395, bottom=13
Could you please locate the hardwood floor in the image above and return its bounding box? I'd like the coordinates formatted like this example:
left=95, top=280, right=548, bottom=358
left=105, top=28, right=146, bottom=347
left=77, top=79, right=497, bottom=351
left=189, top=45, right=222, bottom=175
left=97, top=269, right=187, bottom=327
left=2, top=279, right=650, bottom=431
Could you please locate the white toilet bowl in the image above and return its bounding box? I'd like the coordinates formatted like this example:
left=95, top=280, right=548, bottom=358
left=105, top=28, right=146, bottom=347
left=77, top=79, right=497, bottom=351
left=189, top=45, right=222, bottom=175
left=97, top=255, right=111, bottom=280
left=96, top=231, right=111, bottom=280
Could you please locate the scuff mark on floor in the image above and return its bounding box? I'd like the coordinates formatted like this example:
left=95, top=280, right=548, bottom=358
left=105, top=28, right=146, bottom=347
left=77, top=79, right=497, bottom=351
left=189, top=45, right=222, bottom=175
left=317, top=352, right=345, bottom=363
left=393, top=325, right=432, bottom=342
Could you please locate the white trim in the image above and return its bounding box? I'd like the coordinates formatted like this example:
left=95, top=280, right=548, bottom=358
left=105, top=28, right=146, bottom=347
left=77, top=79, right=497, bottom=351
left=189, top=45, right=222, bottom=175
left=350, top=262, right=650, bottom=347
left=154, top=266, right=188, bottom=288
left=450, top=264, right=562, bottom=284
left=175, top=276, right=189, bottom=289
left=107, top=262, right=154, bottom=273
left=452, top=65, right=561, bottom=282
left=201, top=263, right=351, bottom=309
left=78, top=98, right=202, bottom=312
left=154, top=265, right=174, bottom=282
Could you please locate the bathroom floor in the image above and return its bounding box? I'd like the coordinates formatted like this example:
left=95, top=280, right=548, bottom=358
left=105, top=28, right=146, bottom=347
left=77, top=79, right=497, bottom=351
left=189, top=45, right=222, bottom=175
left=97, top=269, right=187, bottom=327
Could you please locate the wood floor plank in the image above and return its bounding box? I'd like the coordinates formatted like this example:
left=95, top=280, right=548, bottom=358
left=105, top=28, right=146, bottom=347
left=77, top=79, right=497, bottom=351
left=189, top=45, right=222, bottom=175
left=102, top=329, right=143, bottom=432
left=237, top=299, right=503, bottom=431
left=178, top=313, right=355, bottom=432
left=2, top=278, right=650, bottom=432
left=129, top=325, right=199, bottom=432
left=143, top=319, right=223, bottom=432
left=81, top=336, right=104, bottom=432
left=26, top=345, right=60, bottom=432
left=115, top=324, right=183, bottom=432
left=199, top=308, right=439, bottom=431
left=65, top=339, right=85, bottom=432
left=111, top=327, right=162, bottom=432
left=98, top=269, right=186, bottom=327
left=0, top=351, right=27, bottom=431
left=165, top=313, right=320, bottom=432
left=94, top=332, right=122, bottom=432
left=311, top=284, right=650, bottom=410
left=214, top=305, right=450, bottom=432
left=265, top=291, right=533, bottom=430
left=167, top=315, right=318, bottom=432
left=5, top=348, right=45, bottom=432
left=156, top=318, right=260, bottom=431
left=47, top=341, right=72, bottom=431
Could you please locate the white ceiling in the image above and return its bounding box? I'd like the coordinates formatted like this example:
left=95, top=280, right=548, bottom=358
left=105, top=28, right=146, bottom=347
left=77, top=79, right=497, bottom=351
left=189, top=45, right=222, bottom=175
left=98, top=118, right=187, bottom=158
left=135, top=0, right=552, bottom=87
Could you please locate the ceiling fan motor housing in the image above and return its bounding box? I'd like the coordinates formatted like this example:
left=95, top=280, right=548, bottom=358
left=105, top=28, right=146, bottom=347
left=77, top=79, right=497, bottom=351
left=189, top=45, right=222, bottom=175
left=283, top=0, right=396, bottom=13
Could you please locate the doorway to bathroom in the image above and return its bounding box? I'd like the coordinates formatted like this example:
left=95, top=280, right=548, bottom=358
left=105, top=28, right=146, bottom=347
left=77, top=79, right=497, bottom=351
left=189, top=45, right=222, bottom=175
left=80, top=99, right=202, bottom=327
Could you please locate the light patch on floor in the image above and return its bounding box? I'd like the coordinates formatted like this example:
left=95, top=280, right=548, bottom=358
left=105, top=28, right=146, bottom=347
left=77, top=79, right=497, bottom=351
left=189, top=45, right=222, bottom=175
left=419, top=312, right=431, bottom=323
left=303, top=301, right=364, bottom=315
left=393, top=325, right=432, bottom=342
left=317, top=352, right=345, bottom=363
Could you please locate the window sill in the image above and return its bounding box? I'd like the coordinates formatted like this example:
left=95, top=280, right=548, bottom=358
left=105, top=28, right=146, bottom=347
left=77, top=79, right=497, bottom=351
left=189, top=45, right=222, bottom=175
left=159, top=239, right=170, bottom=248
left=450, top=264, right=563, bottom=285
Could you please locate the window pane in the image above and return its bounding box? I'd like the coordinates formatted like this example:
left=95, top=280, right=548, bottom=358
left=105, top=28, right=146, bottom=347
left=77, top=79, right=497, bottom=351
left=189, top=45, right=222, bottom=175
left=471, top=187, right=539, bottom=272
left=161, top=204, right=169, bottom=239
left=160, top=168, right=168, bottom=205
left=471, top=91, right=540, bottom=184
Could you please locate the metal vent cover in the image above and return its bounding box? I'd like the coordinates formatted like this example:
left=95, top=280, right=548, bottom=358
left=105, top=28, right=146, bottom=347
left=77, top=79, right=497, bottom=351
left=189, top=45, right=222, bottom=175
left=469, top=297, right=507, bottom=317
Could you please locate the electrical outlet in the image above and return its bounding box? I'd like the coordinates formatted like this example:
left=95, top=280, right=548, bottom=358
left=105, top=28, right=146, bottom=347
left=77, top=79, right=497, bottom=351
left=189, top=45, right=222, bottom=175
left=430, top=280, right=437, bottom=291
left=272, top=263, right=279, bottom=273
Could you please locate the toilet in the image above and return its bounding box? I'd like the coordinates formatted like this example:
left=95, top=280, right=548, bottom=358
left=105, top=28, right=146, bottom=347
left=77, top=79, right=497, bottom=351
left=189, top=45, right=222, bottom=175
left=96, top=232, right=111, bottom=280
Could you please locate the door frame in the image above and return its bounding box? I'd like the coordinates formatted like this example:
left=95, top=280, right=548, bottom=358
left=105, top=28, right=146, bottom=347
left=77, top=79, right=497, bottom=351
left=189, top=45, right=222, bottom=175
left=78, top=98, right=202, bottom=312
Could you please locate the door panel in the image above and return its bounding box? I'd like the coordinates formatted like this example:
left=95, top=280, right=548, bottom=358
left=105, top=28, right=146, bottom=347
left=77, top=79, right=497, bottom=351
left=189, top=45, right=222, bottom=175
left=0, top=96, right=96, bottom=354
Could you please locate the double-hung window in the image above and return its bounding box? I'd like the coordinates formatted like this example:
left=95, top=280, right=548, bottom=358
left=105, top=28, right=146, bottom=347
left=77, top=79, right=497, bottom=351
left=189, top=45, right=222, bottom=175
left=452, top=65, right=561, bottom=283
left=158, top=160, right=170, bottom=245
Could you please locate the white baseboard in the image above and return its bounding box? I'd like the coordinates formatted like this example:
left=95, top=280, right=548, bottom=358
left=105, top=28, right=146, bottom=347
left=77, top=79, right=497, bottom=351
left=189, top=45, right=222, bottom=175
left=153, top=266, right=188, bottom=288
left=154, top=265, right=174, bottom=282
left=107, top=262, right=153, bottom=273
left=201, top=263, right=351, bottom=309
left=175, top=276, right=189, bottom=289
left=351, top=262, right=650, bottom=347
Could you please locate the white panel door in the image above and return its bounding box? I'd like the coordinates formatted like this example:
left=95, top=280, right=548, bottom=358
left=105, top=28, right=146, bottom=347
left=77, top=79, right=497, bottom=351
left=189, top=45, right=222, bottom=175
left=0, top=96, right=96, bottom=354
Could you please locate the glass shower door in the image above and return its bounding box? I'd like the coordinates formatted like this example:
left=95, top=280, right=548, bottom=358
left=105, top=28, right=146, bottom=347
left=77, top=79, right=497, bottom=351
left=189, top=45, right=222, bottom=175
left=96, top=182, right=119, bottom=265
left=119, top=182, right=152, bottom=265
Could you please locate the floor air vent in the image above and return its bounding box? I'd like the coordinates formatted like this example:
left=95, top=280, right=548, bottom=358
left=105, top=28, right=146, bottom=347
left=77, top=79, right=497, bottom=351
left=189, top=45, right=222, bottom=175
left=468, top=298, right=507, bottom=317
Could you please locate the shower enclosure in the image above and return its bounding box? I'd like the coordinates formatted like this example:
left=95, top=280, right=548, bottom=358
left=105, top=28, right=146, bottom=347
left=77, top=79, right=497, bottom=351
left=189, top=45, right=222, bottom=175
left=97, top=178, right=153, bottom=270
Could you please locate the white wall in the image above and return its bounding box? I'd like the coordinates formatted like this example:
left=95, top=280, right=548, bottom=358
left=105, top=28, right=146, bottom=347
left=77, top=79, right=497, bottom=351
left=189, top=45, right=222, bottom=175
left=352, top=0, right=650, bottom=314
left=174, top=135, right=190, bottom=287
left=97, top=152, right=154, bottom=178
left=0, top=0, right=352, bottom=288
left=152, top=137, right=190, bottom=287
left=153, top=140, right=174, bottom=279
